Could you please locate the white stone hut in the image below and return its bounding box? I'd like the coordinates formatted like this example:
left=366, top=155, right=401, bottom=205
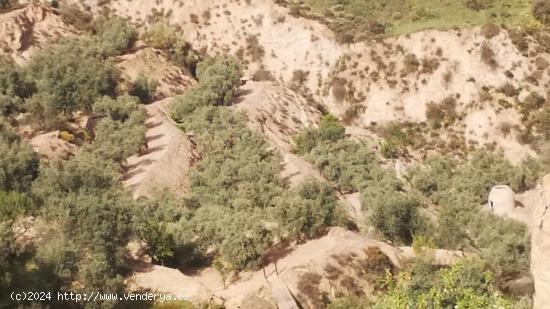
left=488, top=185, right=515, bottom=216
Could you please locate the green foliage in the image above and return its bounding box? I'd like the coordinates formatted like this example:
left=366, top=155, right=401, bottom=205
left=366, top=189, right=425, bottom=245
left=133, top=191, right=190, bottom=263
left=0, top=61, right=33, bottom=116
left=95, top=16, right=138, bottom=56
left=408, top=151, right=540, bottom=203
left=171, top=56, right=242, bottom=122
left=406, top=151, right=536, bottom=279
left=272, top=180, right=346, bottom=239
left=0, top=62, right=32, bottom=98
left=305, top=139, right=381, bottom=193
left=377, top=122, right=425, bottom=158
left=129, top=74, right=159, bottom=103
left=0, top=130, right=39, bottom=192
left=24, top=38, right=119, bottom=124
left=93, top=95, right=141, bottom=122
left=196, top=56, right=243, bottom=106
left=327, top=295, right=371, bottom=309
left=168, top=38, right=199, bottom=73
left=33, top=147, right=136, bottom=304
left=91, top=108, right=146, bottom=164
left=297, top=0, right=530, bottom=42
left=294, top=114, right=346, bottom=154
left=317, top=114, right=346, bottom=141
left=0, top=220, right=14, bottom=289
left=171, top=91, right=343, bottom=269
left=373, top=260, right=517, bottom=309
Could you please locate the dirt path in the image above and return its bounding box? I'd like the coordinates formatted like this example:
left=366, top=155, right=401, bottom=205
left=123, top=99, right=199, bottom=198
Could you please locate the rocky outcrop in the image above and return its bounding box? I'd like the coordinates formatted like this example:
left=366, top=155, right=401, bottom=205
left=0, top=3, right=75, bottom=64
left=532, top=175, right=550, bottom=309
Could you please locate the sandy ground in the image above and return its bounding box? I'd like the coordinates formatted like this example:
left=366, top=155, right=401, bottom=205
left=116, top=46, right=196, bottom=99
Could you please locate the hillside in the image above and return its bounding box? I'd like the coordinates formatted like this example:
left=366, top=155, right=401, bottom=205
left=0, top=1, right=549, bottom=309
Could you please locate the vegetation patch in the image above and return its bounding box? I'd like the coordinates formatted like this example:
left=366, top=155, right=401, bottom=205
left=284, top=0, right=531, bottom=42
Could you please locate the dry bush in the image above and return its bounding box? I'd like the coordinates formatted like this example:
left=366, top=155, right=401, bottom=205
left=292, top=70, right=309, bottom=85
left=464, top=0, right=491, bottom=11
left=481, top=23, right=500, bottom=39
left=251, top=69, right=275, bottom=81
left=403, top=53, right=420, bottom=74
left=342, top=105, right=365, bottom=125
left=324, top=263, right=342, bottom=281
left=297, top=272, right=323, bottom=307
left=479, top=89, right=493, bottom=102
left=499, top=83, right=519, bottom=98
left=533, top=0, right=550, bottom=25
left=498, top=122, right=513, bottom=136
left=535, top=56, right=549, bottom=70
left=331, top=77, right=347, bottom=102
left=245, top=35, right=265, bottom=61
left=522, top=92, right=546, bottom=115
left=421, top=58, right=440, bottom=74
left=509, top=29, right=529, bottom=53
left=426, top=96, right=458, bottom=128
left=480, top=42, right=498, bottom=69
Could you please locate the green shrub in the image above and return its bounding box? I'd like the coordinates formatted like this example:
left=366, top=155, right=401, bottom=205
left=272, top=180, right=345, bottom=239
left=93, top=95, right=141, bottom=122
left=133, top=191, right=189, bottom=264
left=307, top=140, right=380, bottom=193
left=168, top=39, right=199, bottom=73
left=24, top=38, right=119, bottom=122
left=95, top=16, right=138, bottom=56
left=294, top=114, right=345, bottom=154
left=318, top=114, right=346, bottom=142
left=92, top=109, right=146, bottom=163
left=374, top=260, right=518, bottom=308
left=0, top=62, right=33, bottom=98
left=196, top=56, right=242, bottom=106
left=171, top=87, right=343, bottom=270
left=0, top=135, right=39, bottom=192
left=0, top=94, right=23, bottom=117
left=172, top=56, right=242, bottom=120
left=407, top=152, right=537, bottom=279
left=129, top=74, right=159, bottom=103
left=0, top=62, right=32, bottom=116
left=366, top=189, right=425, bottom=245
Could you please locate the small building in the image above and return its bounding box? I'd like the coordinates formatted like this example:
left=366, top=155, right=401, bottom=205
left=488, top=185, right=515, bottom=216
